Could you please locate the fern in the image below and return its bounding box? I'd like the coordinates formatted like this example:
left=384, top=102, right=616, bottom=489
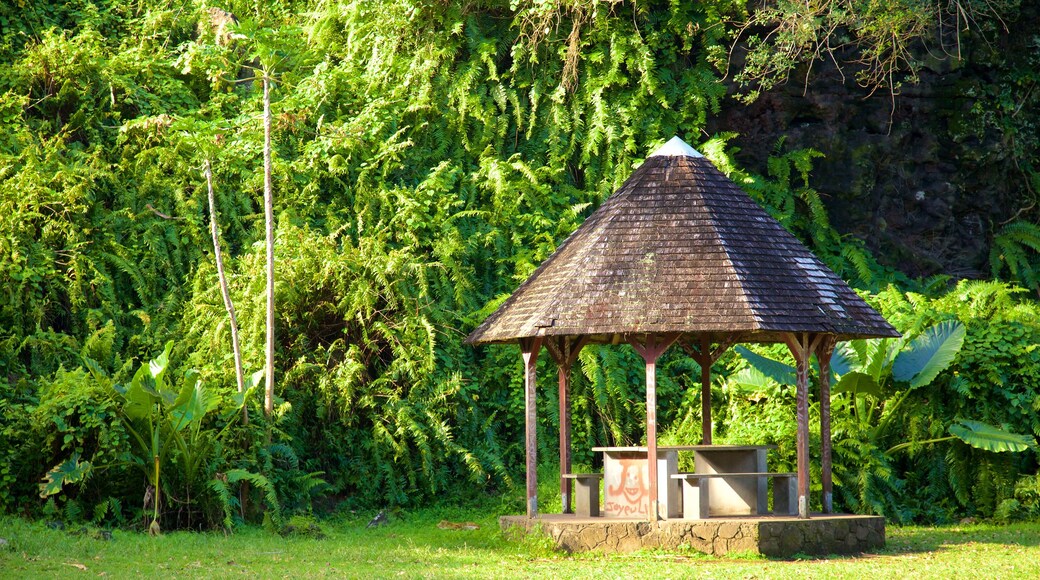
left=229, top=469, right=280, bottom=518
left=990, top=220, right=1040, bottom=292
left=91, top=496, right=123, bottom=526
left=63, top=499, right=83, bottom=523
left=840, top=240, right=879, bottom=287
left=206, top=476, right=237, bottom=530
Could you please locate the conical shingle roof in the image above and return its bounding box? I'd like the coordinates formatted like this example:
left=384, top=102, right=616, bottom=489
left=467, top=137, right=899, bottom=345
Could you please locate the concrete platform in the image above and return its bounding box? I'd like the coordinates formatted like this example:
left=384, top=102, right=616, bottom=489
left=500, top=513, right=884, bottom=557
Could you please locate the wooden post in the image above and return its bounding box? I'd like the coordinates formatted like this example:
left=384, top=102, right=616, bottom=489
left=786, top=333, right=810, bottom=519
left=557, top=345, right=571, bottom=514
left=520, top=337, right=543, bottom=518
left=630, top=333, right=678, bottom=521
left=786, top=333, right=822, bottom=519
left=646, top=354, right=660, bottom=522
left=815, top=336, right=837, bottom=514
left=700, top=336, right=712, bottom=444
left=680, top=337, right=734, bottom=445
left=546, top=337, right=588, bottom=515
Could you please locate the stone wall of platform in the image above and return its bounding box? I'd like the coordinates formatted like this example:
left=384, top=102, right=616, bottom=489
left=500, top=515, right=885, bottom=557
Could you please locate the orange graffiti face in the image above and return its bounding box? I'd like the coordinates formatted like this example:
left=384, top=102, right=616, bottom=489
left=607, top=459, right=647, bottom=505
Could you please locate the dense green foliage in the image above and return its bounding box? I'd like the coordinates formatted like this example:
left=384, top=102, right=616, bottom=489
left=1, top=0, right=1038, bottom=531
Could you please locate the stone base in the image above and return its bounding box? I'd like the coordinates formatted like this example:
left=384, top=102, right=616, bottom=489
left=500, top=513, right=884, bottom=557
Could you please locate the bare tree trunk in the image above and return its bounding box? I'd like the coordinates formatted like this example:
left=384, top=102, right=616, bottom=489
left=204, top=159, right=247, bottom=425
left=263, top=71, right=275, bottom=418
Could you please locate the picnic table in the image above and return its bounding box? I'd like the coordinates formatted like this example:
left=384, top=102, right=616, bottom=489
left=588, top=445, right=793, bottom=519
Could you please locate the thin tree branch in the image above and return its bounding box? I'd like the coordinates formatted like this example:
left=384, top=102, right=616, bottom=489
left=204, top=158, right=247, bottom=424
left=263, top=70, right=276, bottom=419
left=145, top=203, right=184, bottom=220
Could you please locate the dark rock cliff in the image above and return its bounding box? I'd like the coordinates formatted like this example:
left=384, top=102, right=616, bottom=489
left=709, top=6, right=1040, bottom=279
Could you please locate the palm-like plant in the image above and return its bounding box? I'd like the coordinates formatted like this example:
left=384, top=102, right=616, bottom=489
left=108, top=342, right=260, bottom=533
left=41, top=342, right=260, bottom=533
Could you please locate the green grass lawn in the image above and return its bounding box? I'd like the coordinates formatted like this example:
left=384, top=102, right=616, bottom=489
left=2, top=510, right=1039, bottom=579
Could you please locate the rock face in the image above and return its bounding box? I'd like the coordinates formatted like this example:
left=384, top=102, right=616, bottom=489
left=500, top=514, right=885, bottom=557
left=708, top=5, right=1040, bottom=279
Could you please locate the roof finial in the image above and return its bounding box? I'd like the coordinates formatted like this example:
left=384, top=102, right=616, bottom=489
left=648, top=136, right=703, bottom=158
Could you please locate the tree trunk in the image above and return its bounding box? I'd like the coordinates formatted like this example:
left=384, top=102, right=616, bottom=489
left=263, top=71, right=275, bottom=418
left=204, top=159, right=247, bottom=425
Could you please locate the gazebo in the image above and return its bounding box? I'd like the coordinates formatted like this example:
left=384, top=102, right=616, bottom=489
left=466, top=137, right=899, bottom=527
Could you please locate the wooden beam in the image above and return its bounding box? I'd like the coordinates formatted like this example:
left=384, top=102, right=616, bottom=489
left=629, top=333, right=679, bottom=521
left=545, top=336, right=588, bottom=515
left=710, top=337, right=736, bottom=362
left=520, top=336, right=543, bottom=518
left=814, top=335, right=837, bottom=514
left=629, top=333, right=679, bottom=361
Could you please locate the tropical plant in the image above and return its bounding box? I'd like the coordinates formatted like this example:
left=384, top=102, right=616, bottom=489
left=735, top=320, right=1036, bottom=520
left=738, top=322, right=1032, bottom=453
left=41, top=342, right=261, bottom=532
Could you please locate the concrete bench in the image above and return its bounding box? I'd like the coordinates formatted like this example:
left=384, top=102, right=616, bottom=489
left=671, top=472, right=797, bottom=518
left=562, top=473, right=603, bottom=517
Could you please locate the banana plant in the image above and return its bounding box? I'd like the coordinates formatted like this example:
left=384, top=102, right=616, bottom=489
left=888, top=420, right=1036, bottom=454
left=833, top=320, right=966, bottom=436
left=835, top=321, right=1032, bottom=454
left=733, top=321, right=1034, bottom=454
left=732, top=321, right=1034, bottom=519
